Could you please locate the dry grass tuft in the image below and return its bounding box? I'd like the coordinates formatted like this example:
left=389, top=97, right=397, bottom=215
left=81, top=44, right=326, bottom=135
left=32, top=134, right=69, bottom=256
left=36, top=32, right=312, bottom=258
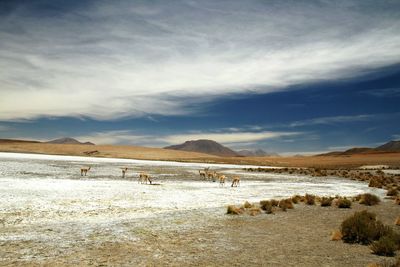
left=259, top=200, right=274, bottom=214
left=248, top=207, right=262, bottom=216
left=291, top=195, right=301, bottom=204
left=305, top=194, right=315, bottom=205
left=331, top=230, right=343, bottom=241
left=359, top=193, right=381, bottom=206
left=227, top=205, right=244, bottom=215
left=395, top=217, right=400, bottom=226
left=387, top=188, right=399, bottom=197
left=243, top=201, right=254, bottom=209
left=320, top=197, right=333, bottom=207
left=337, top=198, right=352, bottom=209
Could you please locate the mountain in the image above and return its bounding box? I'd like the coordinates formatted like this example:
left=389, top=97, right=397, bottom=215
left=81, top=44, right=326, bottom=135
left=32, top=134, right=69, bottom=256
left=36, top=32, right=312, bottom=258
left=0, top=138, right=40, bottom=143
left=164, top=139, right=239, bottom=157
left=236, top=149, right=279, bottom=157
left=375, top=140, right=400, bottom=152
left=46, top=137, right=95, bottom=145
left=318, top=140, right=400, bottom=156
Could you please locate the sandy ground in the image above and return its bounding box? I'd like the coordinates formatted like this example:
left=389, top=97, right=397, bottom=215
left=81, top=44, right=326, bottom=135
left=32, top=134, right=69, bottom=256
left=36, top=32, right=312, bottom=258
left=1, top=141, right=399, bottom=168
left=1, top=202, right=399, bottom=267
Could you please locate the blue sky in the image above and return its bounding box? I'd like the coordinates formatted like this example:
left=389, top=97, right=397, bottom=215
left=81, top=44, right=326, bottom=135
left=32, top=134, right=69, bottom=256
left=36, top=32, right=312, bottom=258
left=0, top=0, right=400, bottom=154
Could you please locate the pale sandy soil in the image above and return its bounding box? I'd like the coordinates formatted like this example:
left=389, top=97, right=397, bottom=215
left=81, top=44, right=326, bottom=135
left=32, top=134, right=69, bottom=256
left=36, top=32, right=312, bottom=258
left=1, top=141, right=399, bottom=168
left=1, top=202, right=399, bottom=267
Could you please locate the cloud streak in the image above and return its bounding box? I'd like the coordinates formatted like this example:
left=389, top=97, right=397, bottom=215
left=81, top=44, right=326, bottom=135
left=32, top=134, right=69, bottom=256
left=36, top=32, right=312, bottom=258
left=74, top=129, right=300, bottom=147
left=1, top=1, right=400, bottom=120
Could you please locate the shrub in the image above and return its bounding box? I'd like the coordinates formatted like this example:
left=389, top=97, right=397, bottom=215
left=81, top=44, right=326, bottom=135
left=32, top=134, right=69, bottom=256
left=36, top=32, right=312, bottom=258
left=337, top=198, right=352, bottom=209
left=371, top=236, right=397, bottom=256
left=387, top=188, right=399, bottom=197
left=305, top=194, right=315, bottom=205
left=369, top=177, right=383, bottom=188
left=227, top=205, right=243, bottom=215
left=248, top=207, right=261, bottom=216
left=270, top=199, right=279, bottom=207
left=243, top=201, right=253, bottom=209
left=359, top=193, right=381, bottom=206
left=291, top=195, right=301, bottom=204
left=278, top=199, right=293, bottom=211
left=341, top=210, right=399, bottom=247
left=341, top=210, right=379, bottom=244
left=321, top=197, right=333, bottom=207
left=260, top=200, right=273, bottom=214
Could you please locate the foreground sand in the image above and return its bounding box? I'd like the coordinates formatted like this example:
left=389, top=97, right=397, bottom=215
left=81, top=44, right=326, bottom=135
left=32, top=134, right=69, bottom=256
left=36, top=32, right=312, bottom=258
left=1, top=201, right=399, bottom=267
left=0, top=141, right=399, bottom=168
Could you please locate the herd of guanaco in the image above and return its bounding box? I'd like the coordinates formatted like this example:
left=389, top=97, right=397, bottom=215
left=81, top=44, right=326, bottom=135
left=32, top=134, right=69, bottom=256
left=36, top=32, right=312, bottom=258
left=198, top=167, right=240, bottom=187
left=79, top=166, right=240, bottom=187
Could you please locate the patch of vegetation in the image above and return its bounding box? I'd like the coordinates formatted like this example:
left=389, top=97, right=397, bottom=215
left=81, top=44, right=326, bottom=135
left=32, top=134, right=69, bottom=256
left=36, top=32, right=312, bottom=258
left=260, top=200, right=273, bottom=214
left=359, top=193, right=381, bottom=206
left=305, top=194, right=315, bottom=205
left=387, top=188, right=398, bottom=197
left=341, top=210, right=400, bottom=255
left=227, top=205, right=243, bottom=215
left=371, top=236, right=398, bottom=257
left=337, top=198, right=352, bottom=209
left=320, top=197, right=333, bottom=207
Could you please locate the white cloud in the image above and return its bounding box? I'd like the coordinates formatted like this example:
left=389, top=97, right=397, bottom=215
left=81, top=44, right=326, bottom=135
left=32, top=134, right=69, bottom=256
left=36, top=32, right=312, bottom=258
left=0, top=1, right=399, bottom=120
left=73, top=129, right=300, bottom=147
left=289, top=114, right=375, bottom=127
left=74, top=130, right=157, bottom=146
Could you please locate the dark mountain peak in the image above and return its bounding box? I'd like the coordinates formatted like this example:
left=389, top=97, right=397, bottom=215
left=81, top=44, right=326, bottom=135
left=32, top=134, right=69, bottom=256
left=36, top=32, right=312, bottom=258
left=164, top=139, right=239, bottom=157
left=46, top=137, right=95, bottom=145
left=375, top=140, right=400, bottom=152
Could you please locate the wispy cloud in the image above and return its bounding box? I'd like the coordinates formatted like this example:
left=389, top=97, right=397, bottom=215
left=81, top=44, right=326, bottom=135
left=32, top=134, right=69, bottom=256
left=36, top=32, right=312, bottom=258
left=74, top=130, right=161, bottom=146
left=289, top=114, right=375, bottom=127
left=73, top=129, right=300, bottom=147
left=361, top=88, right=400, bottom=97
left=0, top=1, right=399, bottom=120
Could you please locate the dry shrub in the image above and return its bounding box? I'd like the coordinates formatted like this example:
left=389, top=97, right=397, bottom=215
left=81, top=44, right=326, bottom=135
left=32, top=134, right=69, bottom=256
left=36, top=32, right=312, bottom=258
left=305, top=194, right=315, bottom=205
left=278, top=199, right=293, bottom=211
left=359, top=193, right=381, bottom=206
left=270, top=199, right=279, bottom=207
left=248, top=207, right=261, bottom=216
left=371, top=236, right=398, bottom=256
left=387, top=188, right=399, bottom=197
left=341, top=210, right=399, bottom=247
left=337, top=198, right=352, bottom=209
left=243, top=201, right=253, bottom=209
left=291, top=195, right=301, bottom=204
left=396, top=197, right=400, bottom=205
left=321, top=197, right=333, bottom=207
left=227, top=205, right=243, bottom=215
left=370, top=177, right=383, bottom=188
left=395, top=217, right=400, bottom=226
left=260, top=200, right=273, bottom=214
left=331, top=230, right=343, bottom=241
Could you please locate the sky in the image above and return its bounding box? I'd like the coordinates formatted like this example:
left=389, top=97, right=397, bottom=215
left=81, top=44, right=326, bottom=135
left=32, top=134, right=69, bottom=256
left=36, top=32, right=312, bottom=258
left=0, top=0, right=400, bottom=155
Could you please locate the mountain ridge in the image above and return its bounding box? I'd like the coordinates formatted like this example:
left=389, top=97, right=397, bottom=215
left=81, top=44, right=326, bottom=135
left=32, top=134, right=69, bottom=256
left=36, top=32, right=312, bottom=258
left=164, top=139, right=239, bottom=157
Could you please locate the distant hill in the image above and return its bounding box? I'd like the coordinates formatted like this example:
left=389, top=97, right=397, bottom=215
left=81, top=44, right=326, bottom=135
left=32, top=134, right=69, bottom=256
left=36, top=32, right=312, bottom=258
left=237, top=149, right=279, bottom=157
left=46, top=137, right=94, bottom=145
left=318, top=140, right=400, bottom=156
left=375, top=140, right=400, bottom=152
left=0, top=138, right=40, bottom=143
left=164, top=139, right=239, bottom=157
